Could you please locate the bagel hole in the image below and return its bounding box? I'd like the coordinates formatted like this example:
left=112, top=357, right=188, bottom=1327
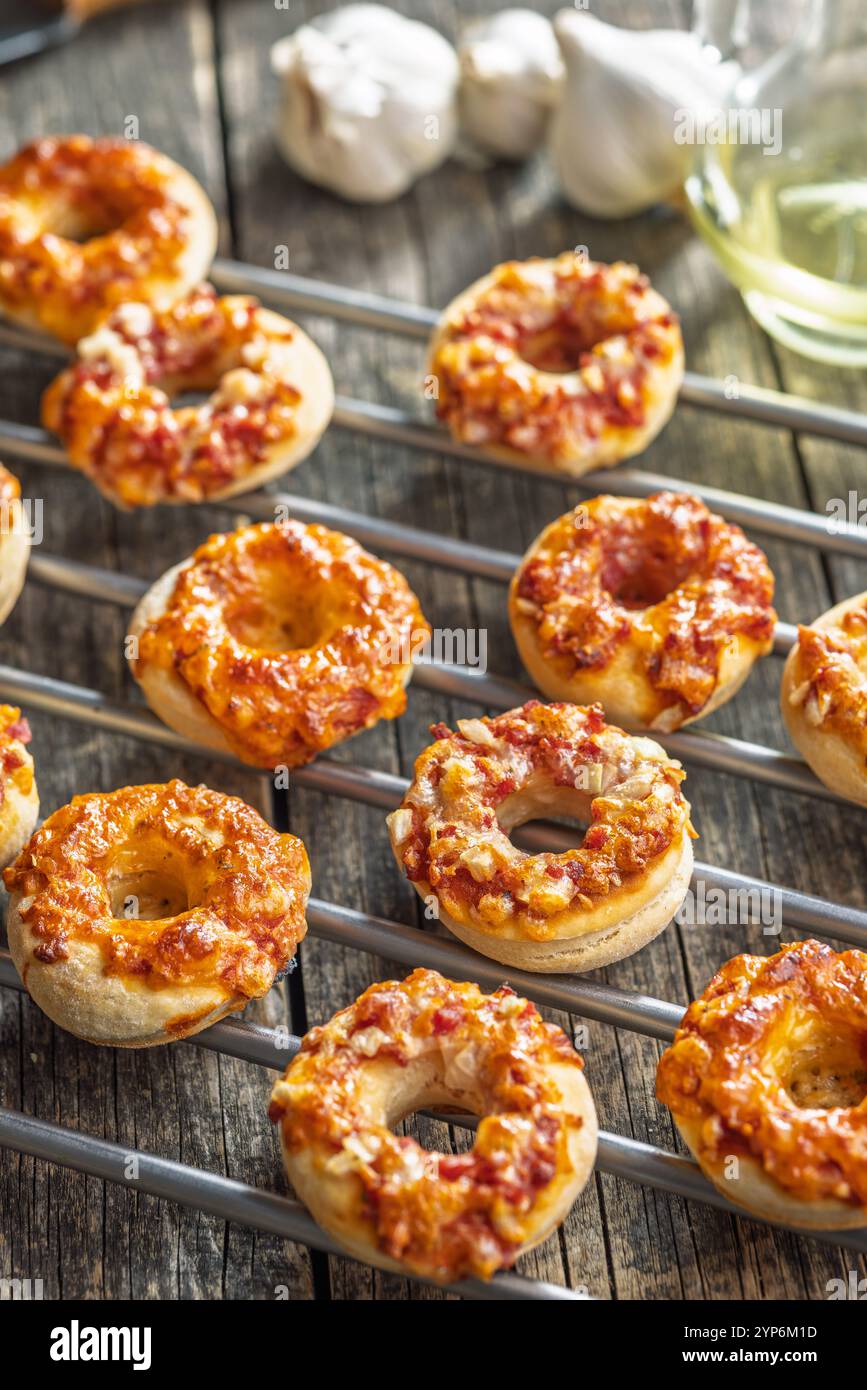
left=499, top=782, right=591, bottom=851
left=224, top=574, right=350, bottom=653
left=782, top=1026, right=867, bottom=1110
left=107, top=866, right=192, bottom=922
left=599, top=543, right=696, bottom=609
left=49, top=207, right=122, bottom=244
left=383, top=1074, right=483, bottom=1141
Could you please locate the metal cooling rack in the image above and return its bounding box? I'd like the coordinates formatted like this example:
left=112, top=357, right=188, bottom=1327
left=0, top=262, right=866, bottom=1300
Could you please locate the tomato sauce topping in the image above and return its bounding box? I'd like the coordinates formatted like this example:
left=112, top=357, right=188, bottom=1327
left=134, top=521, right=429, bottom=768
left=657, top=940, right=867, bottom=1207
left=4, top=779, right=310, bottom=996
left=388, top=700, right=693, bottom=940
left=514, top=492, right=776, bottom=721
left=430, top=254, right=682, bottom=464
left=270, top=968, right=588, bottom=1280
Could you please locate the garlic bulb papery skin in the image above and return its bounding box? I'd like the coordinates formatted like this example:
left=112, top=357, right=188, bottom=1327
left=270, top=4, right=459, bottom=204
left=458, top=9, right=564, bottom=161
left=550, top=9, right=737, bottom=218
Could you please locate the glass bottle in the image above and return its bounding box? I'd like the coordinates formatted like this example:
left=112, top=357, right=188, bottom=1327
left=686, top=0, right=867, bottom=365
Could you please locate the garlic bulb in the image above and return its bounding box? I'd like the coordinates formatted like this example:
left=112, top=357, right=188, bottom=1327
left=550, top=9, right=737, bottom=218
left=270, top=4, right=459, bottom=203
left=458, top=9, right=563, bottom=161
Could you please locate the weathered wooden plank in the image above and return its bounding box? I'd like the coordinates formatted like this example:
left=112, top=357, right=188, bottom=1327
left=0, top=0, right=862, bottom=1302
left=0, top=0, right=313, bottom=1301
left=212, top=0, right=867, bottom=1300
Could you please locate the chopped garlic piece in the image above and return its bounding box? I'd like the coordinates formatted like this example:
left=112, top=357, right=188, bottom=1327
left=459, top=843, right=496, bottom=882
left=241, top=337, right=270, bottom=371
left=387, top=807, right=414, bottom=844
left=114, top=301, right=154, bottom=339
left=498, top=993, right=524, bottom=1018
left=216, top=368, right=265, bottom=405
left=78, top=326, right=144, bottom=385
left=610, top=773, right=656, bottom=801
left=513, top=597, right=539, bottom=617
left=352, top=1025, right=392, bottom=1057
left=456, top=717, right=495, bottom=746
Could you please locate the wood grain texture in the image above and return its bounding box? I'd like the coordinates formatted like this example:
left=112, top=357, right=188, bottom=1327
left=0, top=0, right=863, bottom=1301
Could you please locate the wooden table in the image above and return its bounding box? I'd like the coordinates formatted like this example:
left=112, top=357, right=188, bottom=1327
left=0, top=0, right=864, bottom=1301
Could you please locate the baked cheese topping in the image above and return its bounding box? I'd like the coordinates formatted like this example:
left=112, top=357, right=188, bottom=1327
left=270, top=968, right=589, bottom=1281
left=4, top=779, right=310, bottom=1003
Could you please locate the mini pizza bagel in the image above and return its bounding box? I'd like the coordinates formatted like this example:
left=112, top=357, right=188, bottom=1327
left=429, top=253, right=683, bottom=475
left=387, top=701, right=695, bottom=973
left=4, top=779, right=310, bottom=1047
left=781, top=591, right=867, bottom=805
left=0, top=464, right=31, bottom=627
left=0, top=135, right=217, bottom=343
left=269, top=968, right=598, bottom=1283
left=0, top=705, right=38, bottom=869
left=510, top=491, right=777, bottom=732
left=129, top=520, right=429, bottom=769
left=41, top=285, right=334, bottom=507
left=657, top=940, right=867, bottom=1230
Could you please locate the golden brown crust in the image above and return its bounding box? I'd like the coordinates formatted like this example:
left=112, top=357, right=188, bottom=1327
left=130, top=521, right=429, bottom=769
left=0, top=705, right=39, bottom=869
left=4, top=779, right=310, bottom=1045
left=270, top=968, right=598, bottom=1282
left=387, top=701, right=694, bottom=968
left=429, top=254, right=684, bottom=474
left=781, top=593, right=867, bottom=803
left=0, top=136, right=217, bottom=343
left=510, top=492, right=776, bottom=731
left=657, top=939, right=867, bottom=1223
left=0, top=463, right=30, bottom=627
left=41, top=288, right=333, bottom=507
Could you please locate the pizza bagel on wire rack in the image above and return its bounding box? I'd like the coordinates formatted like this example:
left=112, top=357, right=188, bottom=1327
left=781, top=591, right=867, bottom=805
left=388, top=700, right=695, bottom=973
left=0, top=463, right=32, bottom=628
left=4, top=779, right=310, bottom=1047
left=0, top=705, right=38, bottom=869
left=0, top=135, right=217, bottom=344
left=269, top=968, right=598, bottom=1283
left=128, top=520, right=429, bottom=769
left=657, top=940, right=867, bottom=1230
left=510, top=491, right=777, bottom=733
left=429, top=252, right=684, bottom=475
left=41, top=286, right=334, bottom=507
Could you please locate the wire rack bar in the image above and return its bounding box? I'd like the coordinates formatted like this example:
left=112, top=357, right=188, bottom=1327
left=2, top=957, right=864, bottom=1261
left=0, top=662, right=864, bottom=950
left=7, top=421, right=796, bottom=653
left=0, top=356, right=864, bottom=562
left=304, top=902, right=682, bottom=1040
left=330, top=398, right=867, bottom=559
left=210, top=259, right=867, bottom=452
left=27, top=543, right=843, bottom=810
left=0, top=1106, right=581, bottom=1301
